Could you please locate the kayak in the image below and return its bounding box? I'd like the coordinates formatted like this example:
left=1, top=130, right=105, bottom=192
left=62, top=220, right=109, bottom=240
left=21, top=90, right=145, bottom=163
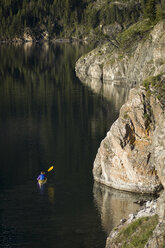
left=38, top=178, right=47, bottom=185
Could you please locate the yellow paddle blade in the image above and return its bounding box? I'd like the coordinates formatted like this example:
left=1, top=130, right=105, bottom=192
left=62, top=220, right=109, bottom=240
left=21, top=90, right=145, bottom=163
left=47, top=166, right=54, bottom=172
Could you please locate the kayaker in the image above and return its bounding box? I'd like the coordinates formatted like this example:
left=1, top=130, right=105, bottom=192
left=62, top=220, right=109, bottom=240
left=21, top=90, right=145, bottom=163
left=37, top=171, right=46, bottom=181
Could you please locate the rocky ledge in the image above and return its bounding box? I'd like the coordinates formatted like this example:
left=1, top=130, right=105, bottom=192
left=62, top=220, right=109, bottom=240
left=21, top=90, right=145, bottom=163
left=2, top=27, right=49, bottom=44
left=93, top=74, right=165, bottom=193
left=106, top=198, right=158, bottom=248
left=106, top=188, right=165, bottom=248
left=75, top=20, right=165, bottom=194
left=75, top=19, right=165, bottom=247
left=75, top=20, right=165, bottom=87
left=93, top=74, right=165, bottom=246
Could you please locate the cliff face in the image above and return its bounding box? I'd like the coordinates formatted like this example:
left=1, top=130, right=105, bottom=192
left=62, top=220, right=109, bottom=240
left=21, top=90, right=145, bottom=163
left=76, top=21, right=165, bottom=86
left=75, top=19, right=165, bottom=247
left=93, top=83, right=165, bottom=193
left=75, top=20, right=165, bottom=193
left=90, top=74, right=165, bottom=246
left=93, top=74, right=165, bottom=247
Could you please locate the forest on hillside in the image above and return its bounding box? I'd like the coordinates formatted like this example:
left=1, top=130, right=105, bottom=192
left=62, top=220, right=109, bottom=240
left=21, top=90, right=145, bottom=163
left=0, top=0, right=164, bottom=41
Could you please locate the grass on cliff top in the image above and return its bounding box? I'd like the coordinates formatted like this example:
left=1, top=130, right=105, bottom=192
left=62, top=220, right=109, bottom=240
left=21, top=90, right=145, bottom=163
left=143, top=73, right=165, bottom=107
left=114, top=215, right=158, bottom=248
left=117, top=19, right=153, bottom=53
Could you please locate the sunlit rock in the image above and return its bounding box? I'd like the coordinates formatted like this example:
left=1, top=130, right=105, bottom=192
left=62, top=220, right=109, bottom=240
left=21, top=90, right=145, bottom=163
left=23, top=28, right=34, bottom=42
left=75, top=20, right=165, bottom=87
left=93, top=85, right=164, bottom=193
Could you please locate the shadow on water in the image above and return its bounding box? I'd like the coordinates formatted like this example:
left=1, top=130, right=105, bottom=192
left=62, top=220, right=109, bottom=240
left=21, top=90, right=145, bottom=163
left=0, top=42, right=135, bottom=248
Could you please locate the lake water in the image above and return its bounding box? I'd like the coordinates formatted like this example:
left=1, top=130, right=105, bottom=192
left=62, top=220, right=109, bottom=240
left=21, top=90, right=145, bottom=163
left=0, top=42, right=145, bottom=248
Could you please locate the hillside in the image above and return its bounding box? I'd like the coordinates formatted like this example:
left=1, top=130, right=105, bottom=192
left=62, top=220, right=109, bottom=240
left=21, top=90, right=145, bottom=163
left=0, top=0, right=164, bottom=42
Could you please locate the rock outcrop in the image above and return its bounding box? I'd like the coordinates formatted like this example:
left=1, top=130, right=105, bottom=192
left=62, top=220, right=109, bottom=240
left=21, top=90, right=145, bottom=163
left=106, top=198, right=158, bottom=248
left=93, top=82, right=165, bottom=193
left=75, top=20, right=165, bottom=86
left=75, top=20, right=165, bottom=194
left=144, top=191, right=165, bottom=247
left=23, top=28, right=34, bottom=42
left=92, top=74, right=165, bottom=246
left=7, top=28, right=50, bottom=44
left=75, top=19, right=165, bottom=247
left=105, top=189, right=165, bottom=248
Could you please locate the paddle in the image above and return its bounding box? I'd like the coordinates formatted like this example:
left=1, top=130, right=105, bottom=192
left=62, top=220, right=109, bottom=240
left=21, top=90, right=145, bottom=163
left=47, top=166, right=54, bottom=172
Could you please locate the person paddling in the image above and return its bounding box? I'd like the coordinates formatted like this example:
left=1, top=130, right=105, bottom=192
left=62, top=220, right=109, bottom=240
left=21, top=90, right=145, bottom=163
left=37, top=171, right=46, bottom=181
left=37, top=166, right=54, bottom=185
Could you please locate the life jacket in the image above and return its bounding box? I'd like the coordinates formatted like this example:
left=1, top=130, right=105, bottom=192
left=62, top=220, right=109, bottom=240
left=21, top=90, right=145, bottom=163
left=40, top=174, right=45, bottom=180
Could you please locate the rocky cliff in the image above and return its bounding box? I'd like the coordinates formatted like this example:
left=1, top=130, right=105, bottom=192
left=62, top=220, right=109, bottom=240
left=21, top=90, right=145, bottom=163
left=76, top=20, right=165, bottom=87
left=93, top=80, right=165, bottom=193
left=75, top=20, right=165, bottom=193
left=76, top=19, right=165, bottom=247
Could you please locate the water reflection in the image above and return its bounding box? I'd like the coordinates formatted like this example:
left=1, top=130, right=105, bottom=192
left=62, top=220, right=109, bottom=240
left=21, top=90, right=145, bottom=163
left=78, top=77, right=130, bottom=111
left=103, top=81, right=130, bottom=110
left=93, top=182, right=155, bottom=235
left=0, top=42, right=137, bottom=247
left=23, top=41, right=33, bottom=52
left=48, top=186, right=55, bottom=204
left=0, top=42, right=114, bottom=248
left=0, top=42, right=97, bottom=187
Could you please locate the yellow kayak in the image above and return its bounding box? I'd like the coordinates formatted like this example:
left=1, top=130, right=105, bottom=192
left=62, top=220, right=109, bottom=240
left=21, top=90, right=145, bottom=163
left=38, top=178, right=47, bottom=185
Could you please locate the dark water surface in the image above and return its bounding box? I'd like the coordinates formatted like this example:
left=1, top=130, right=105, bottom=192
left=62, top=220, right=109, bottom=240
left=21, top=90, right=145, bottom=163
left=0, top=42, right=140, bottom=248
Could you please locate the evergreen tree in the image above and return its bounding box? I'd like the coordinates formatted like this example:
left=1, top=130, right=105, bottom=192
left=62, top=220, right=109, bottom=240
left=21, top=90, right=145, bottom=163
left=144, top=0, right=156, bottom=21
left=0, top=0, right=163, bottom=40
left=156, top=4, right=164, bottom=22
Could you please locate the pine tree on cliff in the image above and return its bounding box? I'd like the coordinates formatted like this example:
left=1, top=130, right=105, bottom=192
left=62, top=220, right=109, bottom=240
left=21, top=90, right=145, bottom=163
left=144, top=0, right=156, bottom=21
left=156, top=4, right=164, bottom=22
